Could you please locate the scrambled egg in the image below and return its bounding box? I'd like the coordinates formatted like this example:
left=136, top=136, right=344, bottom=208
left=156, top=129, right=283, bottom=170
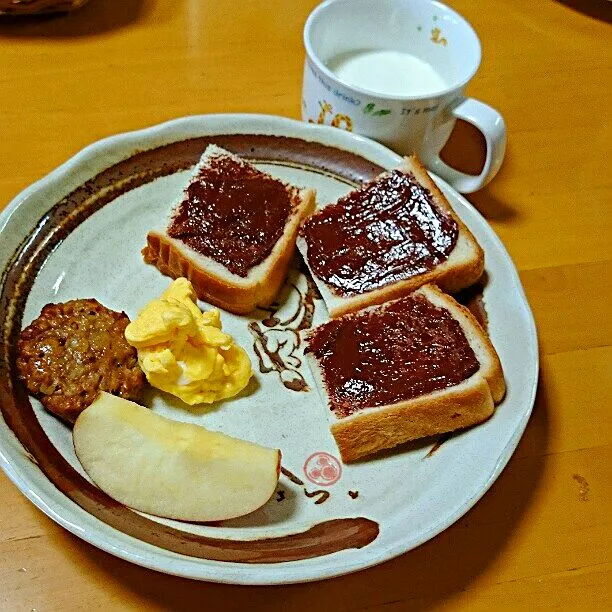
left=125, top=278, right=252, bottom=405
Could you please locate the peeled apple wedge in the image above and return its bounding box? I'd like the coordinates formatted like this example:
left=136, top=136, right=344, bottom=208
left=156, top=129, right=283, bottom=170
left=73, top=392, right=281, bottom=522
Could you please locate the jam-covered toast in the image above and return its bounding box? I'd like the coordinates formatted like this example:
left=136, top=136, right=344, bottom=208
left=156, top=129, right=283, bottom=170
left=143, top=145, right=315, bottom=314
left=297, top=155, right=483, bottom=318
left=304, top=284, right=505, bottom=462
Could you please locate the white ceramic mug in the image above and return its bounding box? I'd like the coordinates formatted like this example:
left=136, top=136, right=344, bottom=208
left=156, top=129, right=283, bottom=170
left=302, top=0, right=506, bottom=193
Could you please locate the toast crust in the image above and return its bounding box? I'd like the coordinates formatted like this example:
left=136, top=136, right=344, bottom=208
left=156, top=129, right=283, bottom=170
left=306, top=284, right=505, bottom=462
left=143, top=188, right=315, bottom=314
left=298, top=155, right=484, bottom=318
left=330, top=376, right=494, bottom=462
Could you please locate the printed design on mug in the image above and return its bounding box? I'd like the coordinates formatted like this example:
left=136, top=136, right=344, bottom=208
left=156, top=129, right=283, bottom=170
left=304, top=452, right=343, bottom=486
left=308, top=100, right=354, bottom=132
left=363, top=102, right=391, bottom=117
left=431, top=28, right=448, bottom=46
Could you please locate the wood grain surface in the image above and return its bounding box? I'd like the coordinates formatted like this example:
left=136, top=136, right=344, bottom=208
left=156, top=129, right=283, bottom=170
left=0, top=0, right=610, bottom=610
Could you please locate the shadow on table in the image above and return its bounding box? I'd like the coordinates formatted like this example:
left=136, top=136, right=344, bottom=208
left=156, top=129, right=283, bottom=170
left=56, top=368, right=549, bottom=611
left=0, top=0, right=155, bottom=38
left=555, top=0, right=612, bottom=23
left=467, top=186, right=519, bottom=224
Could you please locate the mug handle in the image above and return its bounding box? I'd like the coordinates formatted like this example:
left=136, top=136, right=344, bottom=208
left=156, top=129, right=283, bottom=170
left=428, top=98, right=507, bottom=194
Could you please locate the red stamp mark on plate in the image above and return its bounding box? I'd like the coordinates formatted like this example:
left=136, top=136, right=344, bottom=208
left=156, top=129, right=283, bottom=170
left=303, top=452, right=342, bottom=486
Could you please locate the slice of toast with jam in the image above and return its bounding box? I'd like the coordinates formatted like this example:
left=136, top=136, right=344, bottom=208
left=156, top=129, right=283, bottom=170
left=143, top=145, right=315, bottom=314
left=305, top=284, right=505, bottom=462
left=298, top=155, right=483, bottom=318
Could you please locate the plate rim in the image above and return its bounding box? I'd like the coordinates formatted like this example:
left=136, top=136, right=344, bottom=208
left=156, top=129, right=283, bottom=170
left=0, top=113, right=539, bottom=584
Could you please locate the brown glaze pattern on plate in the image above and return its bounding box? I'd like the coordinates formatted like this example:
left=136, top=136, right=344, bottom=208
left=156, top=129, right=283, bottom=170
left=248, top=270, right=322, bottom=392
left=0, top=134, right=382, bottom=563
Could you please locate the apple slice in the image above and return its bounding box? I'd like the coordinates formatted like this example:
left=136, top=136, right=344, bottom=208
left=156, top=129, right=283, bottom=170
left=73, top=392, right=281, bottom=522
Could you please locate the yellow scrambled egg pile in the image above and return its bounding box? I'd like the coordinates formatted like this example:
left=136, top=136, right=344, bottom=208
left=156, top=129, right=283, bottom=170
left=125, top=278, right=252, bottom=405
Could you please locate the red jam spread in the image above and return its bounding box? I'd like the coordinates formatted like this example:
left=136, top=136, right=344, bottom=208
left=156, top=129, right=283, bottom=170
left=301, top=170, right=458, bottom=296
left=167, top=155, right=295, bottom=278
left=306, top=294, right=479, bottom=419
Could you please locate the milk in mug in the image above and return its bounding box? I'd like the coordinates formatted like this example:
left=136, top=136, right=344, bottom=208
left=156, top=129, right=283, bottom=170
left=326, top=49, right=447, bottom=97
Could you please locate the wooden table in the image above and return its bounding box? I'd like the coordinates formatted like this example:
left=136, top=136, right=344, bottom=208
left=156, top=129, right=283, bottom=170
left=0, top=0, right=610, bottom=609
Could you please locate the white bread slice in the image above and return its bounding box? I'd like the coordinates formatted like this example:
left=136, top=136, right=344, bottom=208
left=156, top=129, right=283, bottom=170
left=143, top=145, right=315, bottom=315
left=297, top=155, right=484, bottom=318
left=305, top=284, right=505, bottom=462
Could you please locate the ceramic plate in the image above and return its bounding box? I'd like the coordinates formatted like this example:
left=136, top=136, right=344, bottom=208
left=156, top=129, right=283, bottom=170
left=0, top=114, right=538, bottom=584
